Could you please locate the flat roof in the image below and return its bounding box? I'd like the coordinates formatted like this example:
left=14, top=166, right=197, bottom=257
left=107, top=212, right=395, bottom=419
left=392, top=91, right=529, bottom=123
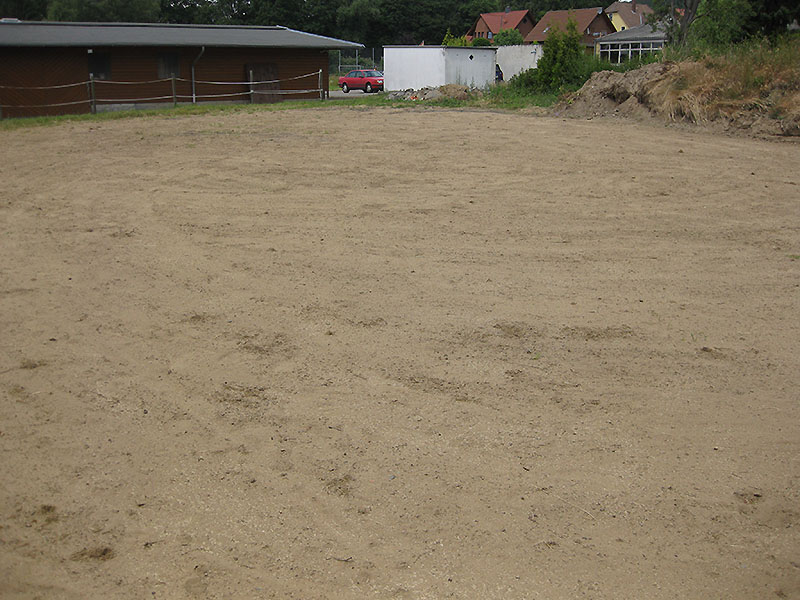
left=596, top=23, right=666, bottom=43
left=383, top=45, right=496, bottom=50
left=0, top=20, right=363, bottom=49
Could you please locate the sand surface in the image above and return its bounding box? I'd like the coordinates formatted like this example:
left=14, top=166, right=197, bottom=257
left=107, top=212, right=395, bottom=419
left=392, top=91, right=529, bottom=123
left=1, top=106, right=799, bottom=599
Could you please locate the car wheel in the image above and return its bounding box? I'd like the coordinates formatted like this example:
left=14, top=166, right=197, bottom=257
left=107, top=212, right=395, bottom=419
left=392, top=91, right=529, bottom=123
left=341, top=83, right=349, bottom=93
left=365, top=83, right=373, bottom=93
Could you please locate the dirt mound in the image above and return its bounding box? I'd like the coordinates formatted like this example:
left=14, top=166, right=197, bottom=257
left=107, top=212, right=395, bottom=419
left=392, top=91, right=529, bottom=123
left=556, top=62, right=674, bottom=121
left=558, top=60, right=800, bottom=136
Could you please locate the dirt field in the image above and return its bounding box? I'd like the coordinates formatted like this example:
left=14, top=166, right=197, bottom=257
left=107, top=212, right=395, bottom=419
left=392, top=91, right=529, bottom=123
left=1, top=106, right=799, bottom=599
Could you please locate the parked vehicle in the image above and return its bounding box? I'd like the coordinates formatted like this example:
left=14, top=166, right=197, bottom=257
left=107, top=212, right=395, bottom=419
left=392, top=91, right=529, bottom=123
left=338, top=70, right=384, bottom=93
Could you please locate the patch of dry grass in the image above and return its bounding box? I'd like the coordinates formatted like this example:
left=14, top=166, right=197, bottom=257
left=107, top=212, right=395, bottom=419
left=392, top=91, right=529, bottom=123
left=657, top=36, right=800, bottom=130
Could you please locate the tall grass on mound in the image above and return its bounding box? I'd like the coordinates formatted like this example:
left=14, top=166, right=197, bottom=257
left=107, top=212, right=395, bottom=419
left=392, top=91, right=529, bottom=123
left=659, top=35, right=800, bottom=122
left=634, top=34, right=800, bottom=130
left=713, top=36, right=799, bottom=105
left=508, top=18, right=659, bottom=96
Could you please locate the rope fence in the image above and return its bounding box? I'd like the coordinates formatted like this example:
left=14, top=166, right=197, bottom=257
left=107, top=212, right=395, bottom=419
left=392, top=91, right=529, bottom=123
left=0, top=69, right=325, bottom=116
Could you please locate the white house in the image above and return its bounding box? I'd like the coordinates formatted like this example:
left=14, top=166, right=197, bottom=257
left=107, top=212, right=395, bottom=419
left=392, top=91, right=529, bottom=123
left=495, top=44, right=543, bottom=79
left=383, top=45, right=497, bottom=91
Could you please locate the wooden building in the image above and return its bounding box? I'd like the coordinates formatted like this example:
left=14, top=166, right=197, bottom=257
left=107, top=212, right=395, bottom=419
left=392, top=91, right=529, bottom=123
left=0, top=20, right=362, bottom=118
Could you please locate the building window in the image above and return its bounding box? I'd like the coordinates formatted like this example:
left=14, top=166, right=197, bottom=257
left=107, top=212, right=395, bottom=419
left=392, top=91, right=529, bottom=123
left=88, top=52, right=111, bottom=80
left=158, top=53, right=180, bottom=78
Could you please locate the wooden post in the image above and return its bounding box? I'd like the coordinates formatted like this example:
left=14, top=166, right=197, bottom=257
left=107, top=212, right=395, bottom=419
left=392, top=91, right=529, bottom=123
left=172, top=75, right=177, bottom=108
left=319, top=69, right=324, bottom=101
left=249, top=69, right=254, bottom=104
left=89, top=74, right=96, bottom=114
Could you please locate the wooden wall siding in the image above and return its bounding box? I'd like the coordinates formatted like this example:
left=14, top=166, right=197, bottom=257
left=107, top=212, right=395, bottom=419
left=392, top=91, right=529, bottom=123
left=1, top=46, right=328, bottom=118
left=0, top=48, right=90, bottom=118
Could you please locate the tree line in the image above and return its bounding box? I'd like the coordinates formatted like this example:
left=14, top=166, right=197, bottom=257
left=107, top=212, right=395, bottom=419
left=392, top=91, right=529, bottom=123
left=1, top=0, right=622, bottom=47
left=1, top=0, right=797, bottom=48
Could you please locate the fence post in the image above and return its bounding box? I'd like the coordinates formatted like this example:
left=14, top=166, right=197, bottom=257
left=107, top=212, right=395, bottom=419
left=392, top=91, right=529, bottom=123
left=89, top=74, right=96, bottom=114
left=319, top=69, right=324, bottom=101
left=249, top=69, right=254, bottom=104
left=172, top=75, right=177, bottom=108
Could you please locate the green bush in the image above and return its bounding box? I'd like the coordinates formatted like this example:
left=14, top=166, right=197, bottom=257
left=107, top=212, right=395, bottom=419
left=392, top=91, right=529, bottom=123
left=494, top=28, right=524, bottom=46
left=471, top=37, right=492, bottom=46
left=509, top=19, right=585, bottom=93
left=442, top=29, right=469, bottom=46
left=508, top=19, right=661, bottom=95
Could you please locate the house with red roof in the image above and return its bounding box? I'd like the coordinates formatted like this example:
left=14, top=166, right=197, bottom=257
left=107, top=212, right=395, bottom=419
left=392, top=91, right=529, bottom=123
left=525, top=7, right=615, bottom=52
left=466, top=9, right=535, bottom=43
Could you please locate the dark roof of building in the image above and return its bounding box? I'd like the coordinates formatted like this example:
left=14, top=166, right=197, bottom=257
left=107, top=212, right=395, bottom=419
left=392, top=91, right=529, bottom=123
left=596, top=22, right=666, bottom=42
left=472, top=10, right=533, bottom=34
left=0, top=20, right=363, bottom=49
left=604, top=1, right=654, bottom=28
left=525, top=8, right=612, bottom=43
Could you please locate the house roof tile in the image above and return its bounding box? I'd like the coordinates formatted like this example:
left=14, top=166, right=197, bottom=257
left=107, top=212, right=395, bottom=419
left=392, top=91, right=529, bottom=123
left=604, top=1, right=654, bottom=28
left=525, top=8, right=609, bottom=43
left=476, top=10, right=532, bottom=34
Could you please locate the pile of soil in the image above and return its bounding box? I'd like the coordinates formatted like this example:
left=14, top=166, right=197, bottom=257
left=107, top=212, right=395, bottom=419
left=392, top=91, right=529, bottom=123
left=558, top=61, right=800, bottom=136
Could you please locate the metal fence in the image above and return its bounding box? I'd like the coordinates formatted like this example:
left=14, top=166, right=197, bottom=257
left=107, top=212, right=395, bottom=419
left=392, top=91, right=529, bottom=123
left=331, top=48, right=384, bottom=74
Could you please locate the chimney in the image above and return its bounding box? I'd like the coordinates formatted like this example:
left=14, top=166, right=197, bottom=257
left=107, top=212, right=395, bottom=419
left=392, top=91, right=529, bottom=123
left=505, top=5, right=511, bottom=12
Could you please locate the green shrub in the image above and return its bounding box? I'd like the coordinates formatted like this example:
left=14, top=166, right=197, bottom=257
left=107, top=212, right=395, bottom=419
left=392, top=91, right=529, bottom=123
left=442, top=29, right=469, bottom=46
left=508, top=19, right=662, bottom=95
left=471, top=37, right=492, bottom=46
left=494, top=28, right=524, bottom=46
left=509, top=19, right=585, bottom=93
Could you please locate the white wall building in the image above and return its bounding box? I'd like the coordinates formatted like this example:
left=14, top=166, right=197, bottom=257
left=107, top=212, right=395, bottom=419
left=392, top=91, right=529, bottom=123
left=495, top=44, right=542, bottom=79
left=383, top=46, right=497, bottom=91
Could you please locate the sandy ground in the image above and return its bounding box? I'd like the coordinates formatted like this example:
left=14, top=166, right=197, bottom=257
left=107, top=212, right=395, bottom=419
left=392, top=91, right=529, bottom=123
left=1, top=106, right=799, bottom=599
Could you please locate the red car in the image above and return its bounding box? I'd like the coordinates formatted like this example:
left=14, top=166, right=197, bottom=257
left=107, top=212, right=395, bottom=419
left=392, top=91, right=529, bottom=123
left=338, top=69, right=384, bottom=93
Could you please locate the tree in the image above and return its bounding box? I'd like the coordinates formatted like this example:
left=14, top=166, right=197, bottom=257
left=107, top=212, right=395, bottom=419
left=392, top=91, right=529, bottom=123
left=650, top=0, right=799, bottom=46
left=744, top=0, right=800, bottom=37
left=0, top=0, right=49, bottom=19
left=689, top=0, right=754, bottom=46
left=493, top=28, right=524, bottom=45
left=212, top=0, right=255, bottom=24
left=648, top=0, right=708, bottom=45
left=511, top=17, right=584, bottom=92
left=336, top=0, right=384, bottom=46
left=48, top=0, right=161, bottom=22
left=159, top=0, right=225, bottom=24
left=442, top=28, right=468, bottom=45
left=252, top=0, right=306, bottom=28
left=304, top=0, right=349, bottom=37
left=453, top=0, right=502, bottom=34
left=471, top=36, right=492, bottom=46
